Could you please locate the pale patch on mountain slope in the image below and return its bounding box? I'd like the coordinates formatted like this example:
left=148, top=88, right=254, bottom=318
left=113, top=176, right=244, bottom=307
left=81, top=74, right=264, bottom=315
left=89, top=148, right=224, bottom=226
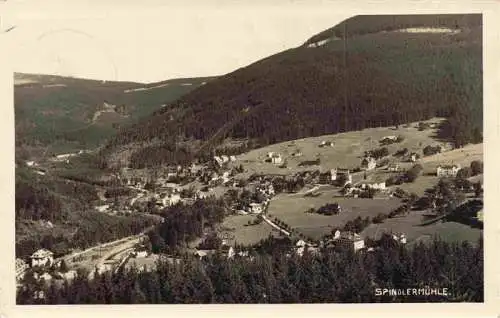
left=124, top=83, right=170, bottom=93
left=394, top=27, right=461, bottom=34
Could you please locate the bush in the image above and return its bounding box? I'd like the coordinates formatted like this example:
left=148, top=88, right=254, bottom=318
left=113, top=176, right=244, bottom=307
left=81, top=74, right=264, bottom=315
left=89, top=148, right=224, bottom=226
left=404, top=164, right=423, bottom=183
left=365, top=147, right=389, bottom=160
left=316, top=203, right=341, bottom=215
left=456, top=167, right=473, bottom=179
left=372, top=213, right=388, bottom=224
left=423, top=145, right=442, bottom=156
left=394, top=148, right=409, bottom=157
left=470, top=160, right=483, bottom=176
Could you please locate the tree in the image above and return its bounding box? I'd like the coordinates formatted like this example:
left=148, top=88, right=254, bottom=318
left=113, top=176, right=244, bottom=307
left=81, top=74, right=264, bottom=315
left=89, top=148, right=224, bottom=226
left=404, top=164, right=423, bottom=183
left=59, top=260, right=69, bottom=273
left=470, top=160, right=483, bottom=176
left=474, top=182, right=483, bottom=197
left=457, top=167, right=473, bottom=179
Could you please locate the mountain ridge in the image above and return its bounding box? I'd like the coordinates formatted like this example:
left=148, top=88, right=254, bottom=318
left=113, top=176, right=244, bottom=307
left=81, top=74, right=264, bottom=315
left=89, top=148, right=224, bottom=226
left=103, top=14, right=482, bottom=169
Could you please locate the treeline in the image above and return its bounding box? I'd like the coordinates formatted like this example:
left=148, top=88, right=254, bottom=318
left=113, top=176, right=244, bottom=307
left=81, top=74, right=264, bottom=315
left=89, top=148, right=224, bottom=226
left=147, top=198, right=227, bottom=253
left=105, top=14, right=481, bottom=167
left=129, top=143, right=194, bottom=169
left=18, top=237, right=483, bottom=304
left=15, top=168, right=98, bottom=222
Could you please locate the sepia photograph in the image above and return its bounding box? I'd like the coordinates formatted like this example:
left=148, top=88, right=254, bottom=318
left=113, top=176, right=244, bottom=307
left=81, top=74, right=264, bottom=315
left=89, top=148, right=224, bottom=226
left=5, top=1, right=488, bottom=307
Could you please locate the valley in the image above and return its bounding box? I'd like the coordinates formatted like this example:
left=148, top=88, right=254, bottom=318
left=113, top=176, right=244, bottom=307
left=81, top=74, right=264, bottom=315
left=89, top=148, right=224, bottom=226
left=14, top=13, right=484, bottom=304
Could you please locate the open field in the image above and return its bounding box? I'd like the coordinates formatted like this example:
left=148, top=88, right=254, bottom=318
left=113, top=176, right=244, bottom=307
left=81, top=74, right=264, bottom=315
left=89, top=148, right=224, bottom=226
left=419, top=143, right=483, bottom=172
left=361, top=211, right=482, bottom=245
left=267, top=192, right=403, bottom=240
left=220, top=214, right=278, bottom=246
left=231, top=118, right=451, bottom=177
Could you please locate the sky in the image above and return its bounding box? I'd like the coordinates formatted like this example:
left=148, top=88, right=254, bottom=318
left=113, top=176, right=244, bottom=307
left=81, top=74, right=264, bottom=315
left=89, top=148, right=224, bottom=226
left=2, top=0, right=350, bottom=83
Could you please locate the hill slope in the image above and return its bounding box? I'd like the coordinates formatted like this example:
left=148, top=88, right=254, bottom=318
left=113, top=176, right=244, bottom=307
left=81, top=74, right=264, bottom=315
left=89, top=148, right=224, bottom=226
left=15, top=73, right=215, bottom=160
left=103, top=14, right=482, bottom=168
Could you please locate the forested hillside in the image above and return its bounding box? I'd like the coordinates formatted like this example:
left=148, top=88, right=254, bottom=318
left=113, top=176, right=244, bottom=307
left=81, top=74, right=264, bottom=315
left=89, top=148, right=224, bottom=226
left=15, top=73, right=214, bottom=158
left=104, top=14, right=482, bottom=168
left=15, top=166, right=157, bottom=258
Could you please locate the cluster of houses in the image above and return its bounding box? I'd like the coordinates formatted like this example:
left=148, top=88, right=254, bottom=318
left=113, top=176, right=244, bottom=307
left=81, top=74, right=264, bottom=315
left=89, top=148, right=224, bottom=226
left=194, top=240, right=238, bottom=260
left=238, top=182, right=276, bottom=215
left=266, top=152, right=283, bottom=165
left=16, top=248, right=78, bottom=289
left=293, top=229, right=407, bottom=256
left=16, top=249, right=55, bottom=282
left=214, top=155, right=237, bottom=167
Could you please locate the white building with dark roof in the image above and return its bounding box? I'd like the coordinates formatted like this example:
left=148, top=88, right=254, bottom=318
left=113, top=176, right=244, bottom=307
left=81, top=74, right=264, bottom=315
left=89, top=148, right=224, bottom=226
left=334, top=232, right=365, bottom=252
left=436, top=164, right=461, bottom=177
left=30, top=249, right=54, bottom=267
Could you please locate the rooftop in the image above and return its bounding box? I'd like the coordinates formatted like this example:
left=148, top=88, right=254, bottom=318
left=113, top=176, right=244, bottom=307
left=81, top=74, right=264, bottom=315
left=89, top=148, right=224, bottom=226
left=31, top=249, right=54, bottom=258
left=438, top=164, right=460, bottom=169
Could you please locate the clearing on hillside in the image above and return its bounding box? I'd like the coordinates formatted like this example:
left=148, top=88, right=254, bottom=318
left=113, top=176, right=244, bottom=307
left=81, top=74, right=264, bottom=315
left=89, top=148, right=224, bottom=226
left=267, top=193, right=403, bottom=240
left=231, top=118, right=451, bottom=177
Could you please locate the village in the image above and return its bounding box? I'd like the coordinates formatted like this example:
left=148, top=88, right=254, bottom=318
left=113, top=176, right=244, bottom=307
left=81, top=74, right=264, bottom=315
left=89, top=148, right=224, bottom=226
left=17, top=120, right=484, bottom=293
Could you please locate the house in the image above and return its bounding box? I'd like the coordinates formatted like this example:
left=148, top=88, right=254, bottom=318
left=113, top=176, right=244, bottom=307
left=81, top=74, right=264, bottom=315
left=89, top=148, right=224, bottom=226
left=333, top=229, right=341, bottom=240
left=409, top=153, right=418, bottom=162
left=358, top=181, right=386, bottom=190
left=229, top=155, right=237, bottom=162
left=62, top=270, right=78, bottom=281
left=222, top=171, right=231, bottom=183
left=331, top=168, right=352, bottom=185
left=387, top=163, right=401, bottom=172
left=361, top=157, right=377, bottom=170
left=195, top=190, right=210, bottom=200
left=319, top=141, right=334, bottom=148
left=380, top=136, right=398, bottom=143
left=296, top=240, right=307, bottom=247
left=26, top=160, right=36, bottom=167
left=194, top=249, right=215, bottom=260
left=162, top=193, right=181, bottom=207
left=237, top=251, right=249, bottom=257
left=249, top=202, right=264, bottom=214
left=335, top=232, right=365, bottom=252
left=95, top=204, right=110, bottom=213
left=436, top=164, right=461, bottom=177
left=214, top=156, right=224, bottom=167
left=221, top=155, right=230, bottom=163
left=392, top=233, right=407, bottom=244
left=380, top=136, right=399, bottom=145
left=30, top=249, right=54, bottom=267
left=221, top=245, right=235, bottom=259
left=55, top=153, right=73, bottom=160
left=291, top=151, right=303, bottom=157
left=135, top=249, right=148, bottom=258
left=267, top=152, right=283, bottom=164
left=166, top=166, right=179, bottom=179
